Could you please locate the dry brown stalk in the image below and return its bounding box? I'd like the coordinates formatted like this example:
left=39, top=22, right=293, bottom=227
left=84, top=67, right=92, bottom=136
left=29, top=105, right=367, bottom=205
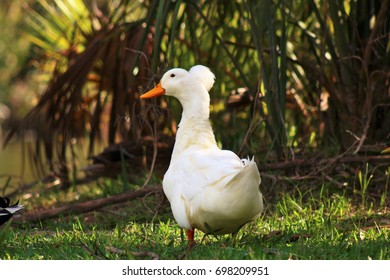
left=14, top=186, right=161, bottom=223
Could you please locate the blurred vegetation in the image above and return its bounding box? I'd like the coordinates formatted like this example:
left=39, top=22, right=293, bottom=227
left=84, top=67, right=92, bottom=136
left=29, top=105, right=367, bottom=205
left=0, top=0, right=389, bottom=189
left=0, top=1, right=34, bottom=118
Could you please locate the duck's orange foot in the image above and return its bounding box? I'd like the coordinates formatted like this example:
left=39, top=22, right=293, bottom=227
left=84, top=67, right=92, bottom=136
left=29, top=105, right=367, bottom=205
left=187, top=229, right=195, bottom=247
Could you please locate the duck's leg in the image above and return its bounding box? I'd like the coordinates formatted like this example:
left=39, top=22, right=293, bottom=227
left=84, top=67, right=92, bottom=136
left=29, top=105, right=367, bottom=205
left=179, top=229, right=195, bottom=259
left=187, top=229, right=195, bottom=247
left=231, top=222, right=247, bottom=246
left=231, top=231, right=239, bottom=247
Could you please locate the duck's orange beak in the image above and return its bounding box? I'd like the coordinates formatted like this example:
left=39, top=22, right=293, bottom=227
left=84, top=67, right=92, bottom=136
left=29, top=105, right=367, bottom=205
left=140, top=82, right=165, bottom=99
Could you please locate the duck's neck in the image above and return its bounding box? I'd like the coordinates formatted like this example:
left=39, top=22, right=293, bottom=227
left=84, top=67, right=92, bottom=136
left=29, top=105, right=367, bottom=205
left=171, top=95, right=218, bottom=159
left=180, top=92, right=210, bottom=120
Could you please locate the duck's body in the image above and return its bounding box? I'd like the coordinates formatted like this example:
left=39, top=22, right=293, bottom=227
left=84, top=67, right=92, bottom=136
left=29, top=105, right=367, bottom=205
left=164, top=117, right=263, bottom=235
left=141, top=65, right=263, bottom=242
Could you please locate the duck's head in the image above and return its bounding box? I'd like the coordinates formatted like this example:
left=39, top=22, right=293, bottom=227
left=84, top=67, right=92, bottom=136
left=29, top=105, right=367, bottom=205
left=140, top=65, right=215, bottom=102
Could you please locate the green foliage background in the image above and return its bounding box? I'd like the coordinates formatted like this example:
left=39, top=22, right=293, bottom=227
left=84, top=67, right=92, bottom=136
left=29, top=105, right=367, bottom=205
left=2, top=1, right=389, bottom=171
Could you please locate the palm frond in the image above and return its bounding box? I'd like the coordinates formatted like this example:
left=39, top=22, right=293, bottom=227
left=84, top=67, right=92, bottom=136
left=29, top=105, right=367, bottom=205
left=6, top=0, right=389, bottom=186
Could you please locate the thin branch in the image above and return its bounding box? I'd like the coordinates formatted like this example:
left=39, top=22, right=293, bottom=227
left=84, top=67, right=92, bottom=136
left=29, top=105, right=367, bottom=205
left=15, top=186, right=161, bottom=223
left=238, top=85, right=262, bottom=156
left=187, top=1, right=251, bottom=87
left=141, top=111, right=159, bottom=189
left=258, top=155, right=390, bottom=171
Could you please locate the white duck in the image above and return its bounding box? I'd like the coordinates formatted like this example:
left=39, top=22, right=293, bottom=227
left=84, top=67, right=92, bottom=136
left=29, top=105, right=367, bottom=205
left=141, top=65, right=263, bottom=245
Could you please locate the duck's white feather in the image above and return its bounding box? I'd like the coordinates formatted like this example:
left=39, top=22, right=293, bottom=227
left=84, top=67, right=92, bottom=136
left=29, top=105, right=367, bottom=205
left=164, top=148, right=262, bottom=234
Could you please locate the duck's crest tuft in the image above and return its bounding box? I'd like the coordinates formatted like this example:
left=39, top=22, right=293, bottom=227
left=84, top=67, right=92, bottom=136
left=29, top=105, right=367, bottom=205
left=189, top=65, right=215, bottom=92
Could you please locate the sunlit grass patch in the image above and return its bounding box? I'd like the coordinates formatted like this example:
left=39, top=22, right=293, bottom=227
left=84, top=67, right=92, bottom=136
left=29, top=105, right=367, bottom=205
left=1, top=178, right=389, bottom=260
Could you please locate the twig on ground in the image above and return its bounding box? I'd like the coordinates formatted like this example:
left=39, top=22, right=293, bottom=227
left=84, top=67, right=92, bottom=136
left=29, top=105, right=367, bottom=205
left=131, top=251, right=160, bottom=260
left=80, top=243, right=105, bottom=260
left=14, top=186, right=161, bottom=223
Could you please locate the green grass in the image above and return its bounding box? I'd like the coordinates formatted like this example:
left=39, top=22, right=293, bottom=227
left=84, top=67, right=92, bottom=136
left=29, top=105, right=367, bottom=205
left=1, top=178, right=389, bottom=260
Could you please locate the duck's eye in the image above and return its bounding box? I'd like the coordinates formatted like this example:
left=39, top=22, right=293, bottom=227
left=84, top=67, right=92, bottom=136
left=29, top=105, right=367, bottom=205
left=170, top=74, right=175, bottom=78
